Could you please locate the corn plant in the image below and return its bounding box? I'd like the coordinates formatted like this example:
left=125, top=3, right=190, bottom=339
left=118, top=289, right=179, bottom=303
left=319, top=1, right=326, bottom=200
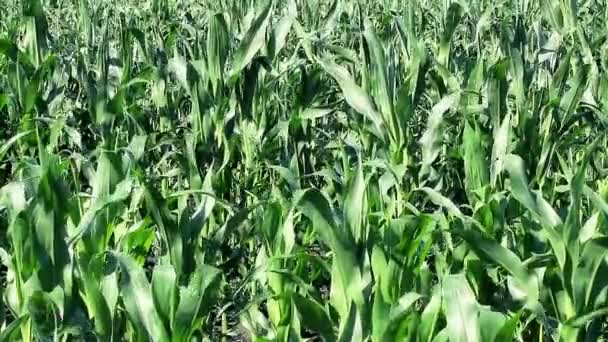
left=2, top=0, right=608, bottom=341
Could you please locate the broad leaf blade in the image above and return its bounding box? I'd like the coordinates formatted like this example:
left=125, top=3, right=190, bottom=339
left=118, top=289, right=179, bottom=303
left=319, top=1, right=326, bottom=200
left=442, top=274, right=481, bottom=342
left=114, top=253, right=170, bottom=342
left=229, top=0, right=273, bottom=82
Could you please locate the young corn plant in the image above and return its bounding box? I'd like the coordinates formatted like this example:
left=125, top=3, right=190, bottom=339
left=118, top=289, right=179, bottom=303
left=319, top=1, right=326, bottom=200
left=2, top=0, right=608, bottom=341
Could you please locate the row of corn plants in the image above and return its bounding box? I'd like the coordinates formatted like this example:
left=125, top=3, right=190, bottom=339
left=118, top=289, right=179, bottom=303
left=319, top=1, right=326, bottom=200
left=2, top=0, right=608, bottom=340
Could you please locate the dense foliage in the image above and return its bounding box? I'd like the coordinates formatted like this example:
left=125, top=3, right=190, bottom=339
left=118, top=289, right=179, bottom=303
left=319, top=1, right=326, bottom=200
left=2, top=0, right=608, bottom=340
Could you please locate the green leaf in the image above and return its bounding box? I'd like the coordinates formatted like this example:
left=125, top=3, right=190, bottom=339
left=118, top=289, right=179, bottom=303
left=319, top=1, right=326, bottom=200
left=418, top=288, right=441, bottom=342
left=584, top=185, right=608, bottom=218
left=442, top=274, right=480, bottom=342
left=0, top=316, right=27, bottom=341
left=182, top=169, right=216, bottom=244
left=419, top=93, right=460, bottom=178
left=363, top=20, right=397, bottom=143
left=490, top=113, right=510, bottom=187
left=504, top=154, right=562, bottom=227
left=0, top=39, right=18, bottom=61
left=298, top=189, right=340, bottom=248
left=168, top=53, right=193, bottom=96
left=152, top=265, right=177, bottom=330
left=113, top=253, right=170, bottom=342
left=172, top=265, right=222, bottom=341
left=373, top=289, right=420, bottom=341
left=459, top=227, right=538, bottom=305
left=438, top=2, right=463, bottom=66
left=559, top=62, right=589, bottom=130
left=493, top=312, right=522, bottom=342
left=298, top=190, right=363, bottom=310
left=572, top=238, right=608, bottom=313
left=478, top=309, right=507, bottom=342
left=281, top=210, right=296, bottom=256
left=143, top=181, right=182, bottom=275
left=229, top=0, right=273, bottom=82
left=212, top=203, right=260, bottom=244
left=540, top=0, right=565, bottom=33
left=565, top=306, right=608, bottom=328
left=300, top=107, right=334, bottom=120
left=387, top=292, right=422, bottom=335
left=487, top=61, right=508, bottom=133
left=504, top=155, right=566, bottom=268
left=293, top=293, right=335, bottom=341
left=27, top=291, right=60, bottom=338
left=269, top=0, right=296, bottom=60
left=0, top=131, right=33, bottom=163
left=338, top=303, right=364, bottom=342
left=462, top=121, right=488, bottom=205
left=128, top=135, right=147, bottom=162
left=432, top=328, right=449, bottom=342
left=418, top=187, right=463, bottom=218
left=316, top=57, right=384, bottom=139
left=77, top=254, right=114, bottom=339
left=69, top=178, right=132, bottom=246
left=240, top=305, right=276, bottom=340
left=207, top=13, right=230, bottom=92
left=344, top=157, right=366, bottom=244
left=460, top=227, right=528, bottom=284
left=322, top=0, right=341, bottom=30
left=372, top=290, right=391, bottom=341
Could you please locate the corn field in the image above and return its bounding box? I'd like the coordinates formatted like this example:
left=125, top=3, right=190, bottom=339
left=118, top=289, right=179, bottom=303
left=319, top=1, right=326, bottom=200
left=1, top=0, right=608, bottom=340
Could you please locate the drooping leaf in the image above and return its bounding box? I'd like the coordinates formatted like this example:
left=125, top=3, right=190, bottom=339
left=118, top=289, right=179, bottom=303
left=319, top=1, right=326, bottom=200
left=504, top=154, right=562, bottom=228
left=317, top=57, right=385, bottom=138
left=459, top=227, right=538, bottom=305
left=293, top=293, right=335, bottom=341
left=0, top=131, right=33, bottom=163
left=419, top=187, right=463, bottom=219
